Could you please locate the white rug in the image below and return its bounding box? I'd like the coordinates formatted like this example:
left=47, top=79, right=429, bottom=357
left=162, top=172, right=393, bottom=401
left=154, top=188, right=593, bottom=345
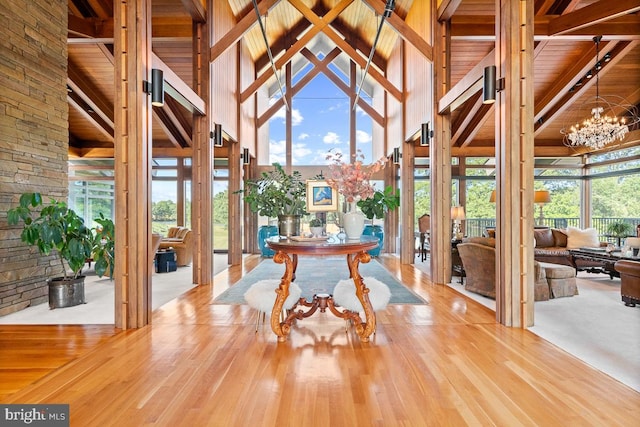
left=0, top=266, right=196, bottom=325
left=444, top=270, right=640, bottom=392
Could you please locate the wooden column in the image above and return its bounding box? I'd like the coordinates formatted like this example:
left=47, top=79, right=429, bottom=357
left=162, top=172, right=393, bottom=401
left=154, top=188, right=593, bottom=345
left=494, top=0, right=535, bottom=327
left=192, top=15, right=212, bottom=285
left=113, top=0, right=153, bottom=329
left=228, top=44, right=243, bottom=266
left=431, top=18, right=453, bottom=284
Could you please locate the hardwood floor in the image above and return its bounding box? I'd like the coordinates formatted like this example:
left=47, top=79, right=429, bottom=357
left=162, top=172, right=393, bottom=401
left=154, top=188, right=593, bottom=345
left=1, top=255, right=638, bottom=426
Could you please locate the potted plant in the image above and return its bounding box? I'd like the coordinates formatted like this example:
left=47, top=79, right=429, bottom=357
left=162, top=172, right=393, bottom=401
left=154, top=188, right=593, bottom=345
left=240, top=163, right=306, bottom=253
left=92, top=213, right=115, bottom=279
left=606, top=221, right=634, bottom=247
left=309, top=217, right=324, bottom=237
left=7, top=192, right=94, bottom=309
left=357, top=185, right=400, bottom=256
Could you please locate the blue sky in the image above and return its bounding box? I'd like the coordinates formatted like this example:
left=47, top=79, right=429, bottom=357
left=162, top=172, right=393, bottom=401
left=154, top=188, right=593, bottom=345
left=267, top=73, right=374, bottom=166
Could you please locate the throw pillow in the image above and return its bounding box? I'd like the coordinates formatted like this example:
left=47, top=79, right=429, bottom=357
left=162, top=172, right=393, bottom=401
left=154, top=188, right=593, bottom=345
left=533, top=228, right=554, bottom=247
left=552, top=228, right=568, bottom=247
left=565, top=227, right=599, bottom=249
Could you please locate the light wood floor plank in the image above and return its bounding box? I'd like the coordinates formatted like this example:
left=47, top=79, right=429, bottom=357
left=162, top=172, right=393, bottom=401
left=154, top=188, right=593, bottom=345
left=0, top=255, right=638, bottom=426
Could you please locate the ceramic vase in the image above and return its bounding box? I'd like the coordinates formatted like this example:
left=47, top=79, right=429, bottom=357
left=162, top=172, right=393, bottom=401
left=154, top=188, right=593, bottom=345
left=257, top=225, right=278, bottom=257
left=343, top=201, right=365, bottom=240
left=362, top=224, right=383, bottom=256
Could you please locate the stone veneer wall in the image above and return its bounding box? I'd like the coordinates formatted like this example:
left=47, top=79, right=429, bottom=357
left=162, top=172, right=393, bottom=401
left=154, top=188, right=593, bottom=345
left=0, top=2, right=69, bottom=316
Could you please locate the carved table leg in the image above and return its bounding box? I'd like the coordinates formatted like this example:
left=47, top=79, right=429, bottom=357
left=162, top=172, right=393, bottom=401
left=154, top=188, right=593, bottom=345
left=346, top=251, right=376, bottom=342
left=271, top=251, right=295, bottom=342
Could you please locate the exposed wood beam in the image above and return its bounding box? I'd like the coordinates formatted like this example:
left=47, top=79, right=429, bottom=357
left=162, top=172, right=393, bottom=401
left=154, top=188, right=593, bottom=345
left=67, top=62, right=115, bottom=129
left=69, top=147, right=194, bottom=159
left=438, top=49, right=494, bottom=114
left=180, top=0, right=206, bottom=23
left=254, top=19, right=310, bottom=72
left=362, top=0, right=433, bottom=61
left=86, top=0, right=112, bottom=18
left=210, top=0, right=281, bottom=62
left=548, top=0, right=640, bottom=36
left=288, top=0, right=402, bottom=101
left=332, top=19, right=387, bottom=71
left=300, top=49, right=384, bottom=126
left=535, top=41, right=637, bottom=135
left=241, top=0, right=363, bottom=103
left=153, top=99, right=193, bottom=149
left=67, top=96, right=114, bottom=141
left=451, top=15, right=640, bottom=40
left=535, top=41, right=619, bottom=122
left=437, top=0, right=462, bottom=21
left=152, top=54, right=205, bottom=115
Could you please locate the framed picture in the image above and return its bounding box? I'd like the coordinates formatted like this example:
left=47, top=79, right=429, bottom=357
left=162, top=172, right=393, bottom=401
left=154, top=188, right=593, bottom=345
left=306, top=180, right=338, bottom=212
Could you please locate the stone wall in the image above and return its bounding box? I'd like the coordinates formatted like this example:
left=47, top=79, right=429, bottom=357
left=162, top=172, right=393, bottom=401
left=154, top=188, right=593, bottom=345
left=0, top=1, right=68, bottom=316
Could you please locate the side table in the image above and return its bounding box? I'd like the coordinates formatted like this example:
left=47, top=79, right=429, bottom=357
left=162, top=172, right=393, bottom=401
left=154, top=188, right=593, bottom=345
left=451, top=239, right=465, bottom=283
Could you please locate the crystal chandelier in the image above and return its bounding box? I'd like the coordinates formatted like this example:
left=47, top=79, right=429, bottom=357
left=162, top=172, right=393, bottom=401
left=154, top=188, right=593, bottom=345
left=562, top=36, right=635, bottom=150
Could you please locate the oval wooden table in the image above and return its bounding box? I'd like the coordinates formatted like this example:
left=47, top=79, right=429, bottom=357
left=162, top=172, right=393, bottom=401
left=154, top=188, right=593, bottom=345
left=265, top=235, right=379, bottom=343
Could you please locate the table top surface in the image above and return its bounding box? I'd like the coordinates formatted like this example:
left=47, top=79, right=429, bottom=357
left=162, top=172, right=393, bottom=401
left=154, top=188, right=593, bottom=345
left=569, top=247, right=639, bottom=261
left=265, top=235, right=378, bottom=255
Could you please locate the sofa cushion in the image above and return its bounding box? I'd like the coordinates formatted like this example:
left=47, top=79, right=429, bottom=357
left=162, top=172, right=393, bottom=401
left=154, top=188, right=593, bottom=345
left=176, top=227, right=189, bottom=239
left=552, top=228, right=568, bottom=247
left=534, top=228, right=554, bottom=247
left=462, top=237, right=496, bottom=247
left=566, top=227, right=599, bottom=249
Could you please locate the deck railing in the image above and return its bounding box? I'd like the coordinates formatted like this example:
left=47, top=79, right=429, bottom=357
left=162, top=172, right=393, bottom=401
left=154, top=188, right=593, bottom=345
left=463, top=217, right=640, bottom=240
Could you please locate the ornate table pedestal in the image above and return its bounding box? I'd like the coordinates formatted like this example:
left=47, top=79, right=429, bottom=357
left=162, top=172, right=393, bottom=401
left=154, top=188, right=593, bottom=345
left=265, top=236, right=379, bottom=343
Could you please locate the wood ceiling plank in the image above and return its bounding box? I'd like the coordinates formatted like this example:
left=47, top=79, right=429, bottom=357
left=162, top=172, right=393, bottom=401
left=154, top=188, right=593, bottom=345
left=361, top=0, right=433, bottom=61
left=67, top=62, right=115, bottom=128
left=438, top=49, right=494, bottom=114
left=534, top=41, right=638, bottom=136
left=534, top=41, right=619, bottom=122
left=180, top=0, right=206, bottom=23
left=548, top=0, right=640, bottom=36
left=210, top=0, right=281, bottom=62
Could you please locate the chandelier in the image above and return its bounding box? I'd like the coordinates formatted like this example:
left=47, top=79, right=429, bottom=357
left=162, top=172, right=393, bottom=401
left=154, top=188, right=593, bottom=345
left=562, top=36, right=637, bottom=150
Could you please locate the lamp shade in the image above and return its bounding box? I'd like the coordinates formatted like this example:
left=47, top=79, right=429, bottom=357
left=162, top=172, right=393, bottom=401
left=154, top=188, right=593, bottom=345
left=451, top=206, right=466, bottom=221
left=489, top=190, right=496, bottom=203
left=534, top=190, right=551, bottom=204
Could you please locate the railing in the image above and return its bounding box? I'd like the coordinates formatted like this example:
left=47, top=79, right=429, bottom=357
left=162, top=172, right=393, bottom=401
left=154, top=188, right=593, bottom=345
left=463, top=217, right=640, bottom=239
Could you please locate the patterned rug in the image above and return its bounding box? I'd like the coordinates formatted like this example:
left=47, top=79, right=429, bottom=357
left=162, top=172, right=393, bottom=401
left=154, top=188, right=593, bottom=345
left=213, top=257, right=427, bottom=305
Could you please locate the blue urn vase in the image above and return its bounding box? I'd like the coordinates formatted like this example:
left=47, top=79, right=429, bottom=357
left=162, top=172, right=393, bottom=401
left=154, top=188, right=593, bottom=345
left=257, top=225, right=279, bottom=257
left=362, top=224, right=383, bottom=256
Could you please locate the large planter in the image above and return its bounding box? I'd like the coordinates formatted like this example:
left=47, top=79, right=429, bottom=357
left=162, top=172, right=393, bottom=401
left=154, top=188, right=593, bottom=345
left=278, top=214, right=301, bottom=237
left=258, top=225, right=279, bottom=257
left=343, top=201, right=365, bottom=240
left=48, top=276, right=86, bottom=309
left=363, top=224, right=383, bottom=256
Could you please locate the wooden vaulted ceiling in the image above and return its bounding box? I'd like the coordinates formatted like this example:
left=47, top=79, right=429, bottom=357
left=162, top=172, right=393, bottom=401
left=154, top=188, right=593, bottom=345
left=67, top=0, right=640, bottom=159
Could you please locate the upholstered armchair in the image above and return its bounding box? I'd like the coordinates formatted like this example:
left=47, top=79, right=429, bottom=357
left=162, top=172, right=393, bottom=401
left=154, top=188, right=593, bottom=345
left=158, top=227, right=193, bottom=266
left=457, top=237, right=497, bottom=299
left=457, top=237, right=549, bottom=301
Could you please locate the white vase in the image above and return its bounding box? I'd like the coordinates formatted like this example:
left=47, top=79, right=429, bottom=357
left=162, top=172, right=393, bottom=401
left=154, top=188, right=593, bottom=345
left=343, top=201, right=365, bottom=240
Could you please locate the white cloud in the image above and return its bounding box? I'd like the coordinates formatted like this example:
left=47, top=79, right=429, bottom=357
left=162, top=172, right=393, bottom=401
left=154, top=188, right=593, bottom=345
left=323, top=131, right=342, bottom=145
left=356, top=130, right=372, bottom=144
left=298, top=133, right=309, bottom=140
left=271, top=106, right=304, bottom=126
left=269, top=139, right=286, bottom=165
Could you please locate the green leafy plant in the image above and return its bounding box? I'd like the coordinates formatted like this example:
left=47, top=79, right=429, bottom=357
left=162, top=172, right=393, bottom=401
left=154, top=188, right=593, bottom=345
left=239, top=163, right=306, bottom=218
left=309, top=218, right=323, bottom=227
left=606, top=221, right=633, bottom=238
left=92, top=213, right=115, bottom=279
left=357, top=185, right=400, bottom=220
left=7, top=193, right=94, bottom=280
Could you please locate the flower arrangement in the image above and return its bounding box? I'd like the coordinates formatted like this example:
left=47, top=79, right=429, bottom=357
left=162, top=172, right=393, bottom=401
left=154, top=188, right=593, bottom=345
left=325, top=149, right=387, bottom=202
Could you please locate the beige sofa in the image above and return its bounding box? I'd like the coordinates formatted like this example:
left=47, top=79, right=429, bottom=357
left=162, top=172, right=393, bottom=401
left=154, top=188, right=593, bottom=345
left=158, top=226, right=193, bottom=266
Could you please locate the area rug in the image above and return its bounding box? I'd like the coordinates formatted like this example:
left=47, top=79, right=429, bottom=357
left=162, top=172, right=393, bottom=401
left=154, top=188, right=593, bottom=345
left=213, top=257, right=426, bottom=305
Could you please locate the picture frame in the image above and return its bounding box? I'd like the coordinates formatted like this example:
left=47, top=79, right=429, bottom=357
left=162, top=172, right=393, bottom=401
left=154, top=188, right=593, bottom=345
left=306, top=180, right=338, bottom=212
